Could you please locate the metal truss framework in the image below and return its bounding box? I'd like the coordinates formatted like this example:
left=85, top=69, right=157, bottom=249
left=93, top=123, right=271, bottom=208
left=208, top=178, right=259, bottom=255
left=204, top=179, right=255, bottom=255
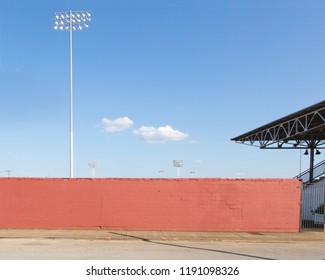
left=231, top=100, right=325, bottom=183
left=231, top=100, right=325, bottom=149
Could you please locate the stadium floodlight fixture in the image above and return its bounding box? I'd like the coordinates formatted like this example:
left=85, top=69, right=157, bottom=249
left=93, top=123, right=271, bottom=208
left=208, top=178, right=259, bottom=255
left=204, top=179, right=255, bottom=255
left=54, top=10, right=91, bottom=178
left=54, top=11, right=91, bottom=31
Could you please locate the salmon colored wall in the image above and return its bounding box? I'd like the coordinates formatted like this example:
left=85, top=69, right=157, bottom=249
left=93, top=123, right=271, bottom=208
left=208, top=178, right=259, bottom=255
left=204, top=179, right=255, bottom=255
left=0, top=178, right=301, bottom=232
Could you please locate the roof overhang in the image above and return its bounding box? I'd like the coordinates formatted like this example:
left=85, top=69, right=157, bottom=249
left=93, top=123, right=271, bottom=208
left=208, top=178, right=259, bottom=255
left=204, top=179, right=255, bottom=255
left=231, top=100, right=325, bottom=149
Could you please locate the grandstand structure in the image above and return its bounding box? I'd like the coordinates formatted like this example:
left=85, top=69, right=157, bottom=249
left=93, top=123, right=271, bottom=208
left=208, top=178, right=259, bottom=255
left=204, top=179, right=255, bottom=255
left=231, top=100, right=325, bottom=229
left=231, top=100, right=325, bottom=184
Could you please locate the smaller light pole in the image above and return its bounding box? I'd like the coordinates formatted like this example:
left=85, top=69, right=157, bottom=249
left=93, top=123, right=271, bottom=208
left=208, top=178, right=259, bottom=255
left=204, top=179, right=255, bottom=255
left=0, top=170, right=12, bottom=177
left=158, top=170, right=164, bottom=178
left=88, top=161, right=98, bottom=178
left=173, top=160, right=183, bottom=178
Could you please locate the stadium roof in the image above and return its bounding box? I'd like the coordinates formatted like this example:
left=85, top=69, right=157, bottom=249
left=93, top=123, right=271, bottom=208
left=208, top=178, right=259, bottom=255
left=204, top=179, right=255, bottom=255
left=231, top=100, right=325, bottom=183
left=231, top=100, right=325, bottom=149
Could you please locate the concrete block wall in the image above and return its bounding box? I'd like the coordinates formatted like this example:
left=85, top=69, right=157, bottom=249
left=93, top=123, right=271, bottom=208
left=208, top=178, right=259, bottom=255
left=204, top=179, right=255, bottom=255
left=0, top=178, right=301, bottom=232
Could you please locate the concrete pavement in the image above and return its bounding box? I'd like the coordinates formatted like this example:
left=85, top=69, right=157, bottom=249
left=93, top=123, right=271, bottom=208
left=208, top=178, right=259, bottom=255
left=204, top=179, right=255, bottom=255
left=1, top=238, right=324, bottom=260
left=0, top=228, right=323, bottom=243
left=0, top=229, right=323, bottom=260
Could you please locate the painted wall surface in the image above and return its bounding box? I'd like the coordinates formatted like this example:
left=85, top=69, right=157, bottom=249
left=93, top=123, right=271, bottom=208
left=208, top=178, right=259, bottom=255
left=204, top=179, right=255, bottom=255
left=0, top=178, right=301, bottom=232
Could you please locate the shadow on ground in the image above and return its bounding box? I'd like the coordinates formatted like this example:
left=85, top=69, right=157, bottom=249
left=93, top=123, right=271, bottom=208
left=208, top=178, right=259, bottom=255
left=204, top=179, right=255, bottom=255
left=108, top=231, right=275, bottom=260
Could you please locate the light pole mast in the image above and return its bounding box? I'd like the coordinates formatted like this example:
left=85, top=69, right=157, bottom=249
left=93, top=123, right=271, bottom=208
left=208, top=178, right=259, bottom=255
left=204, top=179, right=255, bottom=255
left=69, top=10, right=74, bottom=179
left=54, top=11, right=91, bottom=178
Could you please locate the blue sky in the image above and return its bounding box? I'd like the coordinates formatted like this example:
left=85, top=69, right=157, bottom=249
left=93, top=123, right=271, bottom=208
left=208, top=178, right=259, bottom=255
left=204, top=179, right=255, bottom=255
left=0, top=0, right=324, bottom=178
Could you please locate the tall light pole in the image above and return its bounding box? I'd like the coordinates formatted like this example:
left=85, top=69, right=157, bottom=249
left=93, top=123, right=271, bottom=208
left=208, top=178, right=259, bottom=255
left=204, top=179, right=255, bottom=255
left=54, top=11, right=91, bottom=178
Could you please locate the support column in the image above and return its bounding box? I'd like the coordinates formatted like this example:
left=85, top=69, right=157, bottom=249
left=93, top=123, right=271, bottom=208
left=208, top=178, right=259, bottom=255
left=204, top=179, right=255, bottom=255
left=309, top=143, right=315, bottom=183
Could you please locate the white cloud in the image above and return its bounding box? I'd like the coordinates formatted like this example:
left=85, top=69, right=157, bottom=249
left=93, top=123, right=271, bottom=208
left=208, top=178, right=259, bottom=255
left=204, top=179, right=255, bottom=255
left=102, top=116, right=134, bottom=133
left=133, top=125, right=189, bottom=144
